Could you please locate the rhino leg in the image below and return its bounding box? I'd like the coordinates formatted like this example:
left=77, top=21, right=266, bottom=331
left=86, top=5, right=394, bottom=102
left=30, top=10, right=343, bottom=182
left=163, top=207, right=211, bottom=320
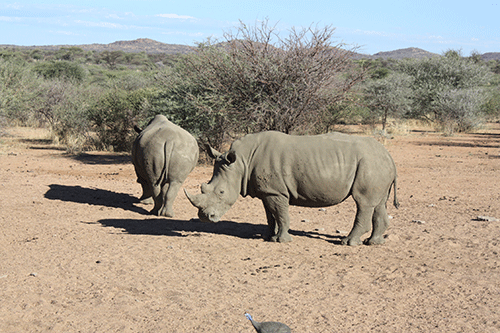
left=364, top=200, right=390, bottom=245
left=341, top=202, right=374, bottom=246
left=140, top=196, right=154, bottom=205
left=262, top=202, right=278, bottom=240
left=157, top=181, right=182, bottom=218
left=262, top=196, right=292, bottom=243
left=137, top=178, right=153, bottom=204
left=151, top=183, right=168, bottom=217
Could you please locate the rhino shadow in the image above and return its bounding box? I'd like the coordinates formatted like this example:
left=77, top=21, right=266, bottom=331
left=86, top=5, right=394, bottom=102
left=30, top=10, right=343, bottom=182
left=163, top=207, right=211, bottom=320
left=93, top=217, right=345, bottom=244
left=93, top=218, right=268, bottom=239
left=45, top=184, right=149, bottom=215
left=289, top=229, right=344, bottom=245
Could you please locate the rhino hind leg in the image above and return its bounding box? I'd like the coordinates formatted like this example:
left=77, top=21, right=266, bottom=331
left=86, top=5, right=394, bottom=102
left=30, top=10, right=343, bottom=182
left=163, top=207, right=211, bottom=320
left=140, top=196, right=154, bottom=205
left=341, top=203, right=374, bottom=246
left=138, top=178, right=153, bottom=204
left=364, top=200, right=390, bottom=245
left=151, top=182, right=169, bottom=217
left=262, top=203, right=278, bottom=241
left=157, top=181, right=183, bottom=218
left=262, top=196, right=292, bottom=243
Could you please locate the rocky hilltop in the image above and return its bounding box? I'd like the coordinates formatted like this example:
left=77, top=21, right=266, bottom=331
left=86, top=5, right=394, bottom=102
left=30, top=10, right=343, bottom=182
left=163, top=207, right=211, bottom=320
left=481, top=52, right=500, bottom=61
left=371, top=47, right=439, bottom=59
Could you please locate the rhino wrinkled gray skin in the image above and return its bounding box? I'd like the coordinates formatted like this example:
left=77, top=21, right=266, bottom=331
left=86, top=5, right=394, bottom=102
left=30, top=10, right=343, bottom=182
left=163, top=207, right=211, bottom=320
left=132, top=115, right=199, bottom=217
left=185, top=131, right=399, bottom=246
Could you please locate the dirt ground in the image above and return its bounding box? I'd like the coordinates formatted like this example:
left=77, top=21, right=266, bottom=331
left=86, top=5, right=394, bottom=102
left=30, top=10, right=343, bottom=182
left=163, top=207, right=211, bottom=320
left=1, top=124, right=499, bottom=333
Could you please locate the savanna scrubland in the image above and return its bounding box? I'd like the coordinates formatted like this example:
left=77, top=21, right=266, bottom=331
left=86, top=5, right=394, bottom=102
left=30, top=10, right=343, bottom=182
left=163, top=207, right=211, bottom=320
left=1, top=21, right=500, bottom=332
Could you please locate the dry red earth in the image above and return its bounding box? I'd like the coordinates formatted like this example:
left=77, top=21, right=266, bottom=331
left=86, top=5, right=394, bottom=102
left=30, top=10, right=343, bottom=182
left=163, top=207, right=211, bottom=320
left=1, top=125, right=499, bottom=332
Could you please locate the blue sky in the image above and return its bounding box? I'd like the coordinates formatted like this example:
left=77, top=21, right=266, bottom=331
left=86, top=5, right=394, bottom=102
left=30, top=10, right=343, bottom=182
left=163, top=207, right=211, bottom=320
left=1, top=0, right=499, bottom=55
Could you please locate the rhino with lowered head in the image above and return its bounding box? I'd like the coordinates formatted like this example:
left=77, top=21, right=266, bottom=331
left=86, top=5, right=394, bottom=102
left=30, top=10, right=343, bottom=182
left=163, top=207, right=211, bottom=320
left=132, top=114, right=199, bottom=217
left=185, top=131, right=399, bottom=246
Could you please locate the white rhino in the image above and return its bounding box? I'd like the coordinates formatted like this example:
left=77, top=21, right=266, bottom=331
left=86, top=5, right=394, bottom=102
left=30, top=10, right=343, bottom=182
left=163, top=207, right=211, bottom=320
left=132, top=114, right=199, bottom=217
left=185, top=131, right=399, bottom=246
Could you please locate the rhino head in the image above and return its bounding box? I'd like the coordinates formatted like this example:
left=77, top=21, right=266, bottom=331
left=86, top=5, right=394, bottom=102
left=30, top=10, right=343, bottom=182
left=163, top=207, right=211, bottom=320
left=184, top=146, right=241, bottom=222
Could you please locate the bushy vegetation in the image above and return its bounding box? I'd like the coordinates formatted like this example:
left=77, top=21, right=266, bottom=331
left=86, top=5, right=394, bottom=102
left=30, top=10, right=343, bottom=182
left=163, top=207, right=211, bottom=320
left=1, top=22, right=499, bottom=153
left=358, top=51, right=498, bottom=134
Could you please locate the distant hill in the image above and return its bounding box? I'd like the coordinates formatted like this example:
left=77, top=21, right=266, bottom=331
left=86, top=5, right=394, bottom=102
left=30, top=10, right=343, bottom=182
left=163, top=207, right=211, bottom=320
left=1, top=39, right=498, bottom=61
left=352, top=47, right=439, bottom=60
left=0, top=38, right=195, bottom=55
left=371, top=47, right=439, bottom=59
left=481, top=52, right=500, bottom=61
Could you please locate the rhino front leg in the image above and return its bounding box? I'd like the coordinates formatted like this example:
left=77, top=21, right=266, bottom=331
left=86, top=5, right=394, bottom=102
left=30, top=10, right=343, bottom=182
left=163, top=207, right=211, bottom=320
left=342, top=203, right=374, bottom=246
left=262, top=196, right=292, bottom=243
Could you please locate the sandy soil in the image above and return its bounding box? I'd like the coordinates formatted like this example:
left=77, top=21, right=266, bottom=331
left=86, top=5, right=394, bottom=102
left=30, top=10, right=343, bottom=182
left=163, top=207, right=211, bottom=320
left=1, top=124, right=499, bottom=332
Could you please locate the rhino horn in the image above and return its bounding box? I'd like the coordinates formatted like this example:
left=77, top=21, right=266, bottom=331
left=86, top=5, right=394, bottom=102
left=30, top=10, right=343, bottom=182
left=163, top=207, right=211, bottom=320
left=184, top=189, right=204, bottom=208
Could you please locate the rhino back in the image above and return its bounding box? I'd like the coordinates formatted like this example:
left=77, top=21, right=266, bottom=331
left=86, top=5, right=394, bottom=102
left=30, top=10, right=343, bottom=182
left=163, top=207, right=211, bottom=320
left=233, top=131, right=394, bottom=206
left=134, top=115, right=198, bottom=183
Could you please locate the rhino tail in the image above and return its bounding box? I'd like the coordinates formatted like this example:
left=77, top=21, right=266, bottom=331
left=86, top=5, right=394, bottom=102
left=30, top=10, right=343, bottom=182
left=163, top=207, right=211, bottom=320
left=392, top=175, right=400, bottom=209
left=154, top=140, right=174, bottom=188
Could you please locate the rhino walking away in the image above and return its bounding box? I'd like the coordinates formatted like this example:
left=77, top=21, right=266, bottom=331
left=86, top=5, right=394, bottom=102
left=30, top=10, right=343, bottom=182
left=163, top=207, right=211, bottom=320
left=132, top=115, right=199, bottom=217
left=185, top=131, right=399, bottom=246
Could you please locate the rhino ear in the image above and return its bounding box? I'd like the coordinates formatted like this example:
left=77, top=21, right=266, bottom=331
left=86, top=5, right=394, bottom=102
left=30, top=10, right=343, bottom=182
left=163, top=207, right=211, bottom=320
left=205, top=144, right=222, bottom=159
left=225, top=151, right=237, bottom=164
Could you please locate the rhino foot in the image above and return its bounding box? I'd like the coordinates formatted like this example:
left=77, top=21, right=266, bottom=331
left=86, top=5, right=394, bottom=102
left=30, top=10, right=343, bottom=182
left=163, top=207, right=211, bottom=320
left=363, top=236, right=386, bottom=245
left=159, top=209, right=175, bottom=218
left=139, top=197, right=154, bottom=205
left=341, top=236, right=362, bottom=246
left=151, top=206, right=175, bottom=218
left=268, top=234, right=292, bottom=243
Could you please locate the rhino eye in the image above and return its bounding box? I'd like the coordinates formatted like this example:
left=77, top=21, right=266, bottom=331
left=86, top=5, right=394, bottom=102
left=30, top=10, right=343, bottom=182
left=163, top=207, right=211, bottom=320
left=219, top=190, right=225, bottom=194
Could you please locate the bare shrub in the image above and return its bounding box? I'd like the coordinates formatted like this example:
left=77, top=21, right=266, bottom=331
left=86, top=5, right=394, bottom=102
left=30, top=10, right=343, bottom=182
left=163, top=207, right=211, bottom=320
left=175, top=19, right=365, bottom=149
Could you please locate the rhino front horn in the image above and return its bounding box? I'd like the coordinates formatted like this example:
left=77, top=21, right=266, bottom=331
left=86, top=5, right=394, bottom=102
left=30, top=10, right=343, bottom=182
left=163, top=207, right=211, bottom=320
left=184, top=189, right=202, bottom=208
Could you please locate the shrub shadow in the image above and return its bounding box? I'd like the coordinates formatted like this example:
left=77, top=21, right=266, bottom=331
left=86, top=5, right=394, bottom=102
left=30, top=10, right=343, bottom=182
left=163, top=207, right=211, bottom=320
left=45, top=184, right=149, bottom=215
left=416, top=140, right=500, bottom=149
left=73, top=152, right=131, bottom=165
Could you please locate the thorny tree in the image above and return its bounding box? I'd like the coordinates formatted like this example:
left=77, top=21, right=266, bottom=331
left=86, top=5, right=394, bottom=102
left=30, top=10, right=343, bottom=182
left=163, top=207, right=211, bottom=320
left=177, top=19, right=366, bottom=148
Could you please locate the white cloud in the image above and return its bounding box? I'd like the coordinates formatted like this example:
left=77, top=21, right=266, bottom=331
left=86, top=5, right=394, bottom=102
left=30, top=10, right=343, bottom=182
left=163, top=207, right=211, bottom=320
left=52, top=30, right=80, bottom=36
left=156, top=14, right=196, bottom=20
left=4, top=3, right=23, bottom=10
left=74, top=20, right=124, bottom=29
left=161, top=31, right=203, bottom=37
left=0, top=16, right=21, bottom=22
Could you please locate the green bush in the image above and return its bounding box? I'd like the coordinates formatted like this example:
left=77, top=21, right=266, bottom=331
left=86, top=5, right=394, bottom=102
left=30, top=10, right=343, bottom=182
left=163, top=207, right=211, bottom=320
left=397, top=52, right=492, bottom=122
left=0, top=58, right=43, bottom=125
left=363, top=73, right=413, bottom=130
left=87, top=88, right=155, bottom=151
left=33, top=60, right=86, bottom=81
left=436, top=88, right=488, bottom=134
